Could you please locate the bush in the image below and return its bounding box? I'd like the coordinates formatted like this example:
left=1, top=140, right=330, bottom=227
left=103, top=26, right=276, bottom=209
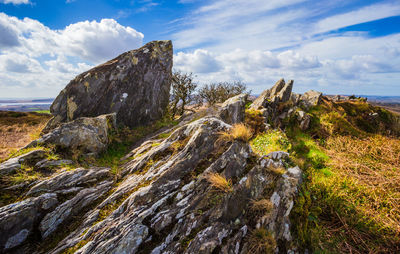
left=198, top=81, right=248, bottom=105
left=170, top=71, right=197, bottom=118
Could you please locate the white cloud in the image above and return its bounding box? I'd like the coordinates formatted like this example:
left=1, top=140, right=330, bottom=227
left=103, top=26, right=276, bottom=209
left=174, top=49, right=222, bottom=73
left=59, top=19, right=143, bottom=62
left=0, top=13, right=144, bottom=97
left=170, top=0, right=400, bottom=95
left=0, top=0, right=30, bottom=5
left=315, top=3, right=400, bottom=34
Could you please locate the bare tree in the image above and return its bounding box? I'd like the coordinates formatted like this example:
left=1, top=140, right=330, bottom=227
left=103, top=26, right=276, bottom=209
left=170, top=71, right=197, bottom=118
left=198, top=81, right=248, bottom=105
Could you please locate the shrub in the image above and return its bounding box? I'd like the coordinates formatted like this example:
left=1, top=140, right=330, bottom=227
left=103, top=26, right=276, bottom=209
left=169, top=71, right=197, bottom=118
left=218, top=123, right=253, bottom=143
left=206, top=172, right=233, bottom=193
left=198, top=81, right=248, bottom=105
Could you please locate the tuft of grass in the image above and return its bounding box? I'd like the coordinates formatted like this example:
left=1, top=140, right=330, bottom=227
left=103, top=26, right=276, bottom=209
left=250, top=129, right=291, bottom=156
left=250, top=198, right=273, bottom=216
left=206, top=172, right=233, bottom=193
left=245, top=109, right=265, bottom=135
left=247, top=228, right=276, bottom=254
left=218, top=123, right=253, bottom=143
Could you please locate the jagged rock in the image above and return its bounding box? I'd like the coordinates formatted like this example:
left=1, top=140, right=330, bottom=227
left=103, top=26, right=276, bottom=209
left=45, top=40, right=173, bottom=131
left=28, top=114, right=116, bottom=157
left=0, top=193, right=58, bottom=251
left=0, top=157, right=20, bottom=175
left=250, top=79, right=293, bottom=110
left=297, top=110, right=311, bottom=131
left=40, top=181, right=112, bottom=238
left=26, top=167, right=110, bottom=196
left=300, top=90, right=322, bottom=108
left=46, top=115, right=302, bottom=254
left=218, top=93, right=248, bottom=124
left=34, top=159, right=74, bottom=170
left=0, top=149, right=47, bottom=175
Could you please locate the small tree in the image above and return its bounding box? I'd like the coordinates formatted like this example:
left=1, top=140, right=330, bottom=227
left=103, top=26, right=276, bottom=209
left=170, top=71, right=197, bottom=118
left=198, top=81, right=248, bottom=105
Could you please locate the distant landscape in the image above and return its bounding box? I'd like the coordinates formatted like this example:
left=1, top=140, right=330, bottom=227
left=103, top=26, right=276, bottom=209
left=1, top=96, right=399, bottom=114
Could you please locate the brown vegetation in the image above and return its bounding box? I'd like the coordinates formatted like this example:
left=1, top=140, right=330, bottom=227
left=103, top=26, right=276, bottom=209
left=0, top=111, right=51, bottom=161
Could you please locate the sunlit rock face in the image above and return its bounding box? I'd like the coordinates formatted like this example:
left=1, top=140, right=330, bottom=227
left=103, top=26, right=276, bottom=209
left=46, top=40, right=173, bottom=130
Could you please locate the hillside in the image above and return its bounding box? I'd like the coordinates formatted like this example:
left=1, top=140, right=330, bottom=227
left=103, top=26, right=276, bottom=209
left=0, top=41, right=399, bottom=254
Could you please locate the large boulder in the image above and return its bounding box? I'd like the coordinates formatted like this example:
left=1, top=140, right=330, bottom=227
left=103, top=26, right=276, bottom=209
left=218, top=93, right=248, bottom=124
left=300, top=90, right=322, bottom=108
left=46, top=40, right=173, bottom=130
left=28, top=114, right=116, bottom=157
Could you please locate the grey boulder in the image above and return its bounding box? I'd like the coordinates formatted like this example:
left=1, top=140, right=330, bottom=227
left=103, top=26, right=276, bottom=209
left=218, top=93, right=248, bottom=124
left=28, top=113, right=116, bottom=157
left=46, top=40, right=173, bottom=130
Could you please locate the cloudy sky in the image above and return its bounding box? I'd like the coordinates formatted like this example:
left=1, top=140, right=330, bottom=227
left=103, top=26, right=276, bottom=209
left=0, top=0, right=399, bottom=98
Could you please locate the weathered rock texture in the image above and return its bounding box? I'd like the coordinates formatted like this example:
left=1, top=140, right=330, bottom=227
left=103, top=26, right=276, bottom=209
left=0, top=83, right=304, bottom=254
left=29, top=114, right=116, bottom=157
left=250, top=79, right=322, bottom=130
left=46, top=40, right=173, bottom=130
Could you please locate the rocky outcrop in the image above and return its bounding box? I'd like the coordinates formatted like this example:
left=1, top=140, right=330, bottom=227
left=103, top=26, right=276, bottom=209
left=300, top=90, right=322, bottom=109
left=0, top=149, right=47, bottom=175
left=45, top=40, right=173, bottom=130
left=0, top=193, right=58, bottom=250
left=250, top=79, right=293, bottom=110
left=218, top=93, right=248, bottom=124
left=28, top=114, right=116, bottom=157
left=250, top=79, right=323, bottom=130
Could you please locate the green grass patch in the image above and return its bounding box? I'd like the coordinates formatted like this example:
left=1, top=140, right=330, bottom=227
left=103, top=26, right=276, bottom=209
left=250, top=129, right=291, bottom=156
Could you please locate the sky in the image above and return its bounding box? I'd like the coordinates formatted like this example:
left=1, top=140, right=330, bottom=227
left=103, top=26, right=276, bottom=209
left=0, top=0, right=399, bottom=98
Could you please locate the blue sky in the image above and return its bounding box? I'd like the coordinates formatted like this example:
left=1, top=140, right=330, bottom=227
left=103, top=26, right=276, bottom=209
left=0, top=0, right=399, bottom=98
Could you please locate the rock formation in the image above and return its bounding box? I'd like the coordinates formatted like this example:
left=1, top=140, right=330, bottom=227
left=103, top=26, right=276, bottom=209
left=28, top=113, right=117, bottom=157
left=45, top=40, right=173, bottom=131
left=249, top=78, right=322, bottom=130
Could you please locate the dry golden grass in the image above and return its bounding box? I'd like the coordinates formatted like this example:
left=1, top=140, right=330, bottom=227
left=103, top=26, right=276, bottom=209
left=206, top=172, right=233, bottom=193
left=218, top=123, right=253, bottom=143
left=247, top=228, right=276, bottom=254
left=0, top=111, right=51, bottom=161
left=250, top=198, right=273, bottom=216
left=324, top=135, right=400, bottom=236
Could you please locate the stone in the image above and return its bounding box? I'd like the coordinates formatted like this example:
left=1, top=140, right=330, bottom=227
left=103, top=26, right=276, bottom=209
left=0, top=157, right=20, bottom=175
left=39, top=181, right=112, bottom=238
left=34, top=159, right=74, bottom=170
left=28, top=114, right=116, bottom=157
left=300, top=90, right=322, bottom=108
left=26, top=167, right=111, bottom=196
left=250, top=79, right=293, bottom=110
left=297, top=110, right=311, bottom=131
left=45, top=40, right=173, bottom=130
left=0, top=149, right=47, bottom=175
left=218, top=93, right=248, bottom=124
left=0, top=193, right=58, bottom=251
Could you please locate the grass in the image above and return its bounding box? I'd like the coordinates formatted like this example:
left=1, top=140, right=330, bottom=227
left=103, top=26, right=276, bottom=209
left=247, top=228, right=276, bottom=254
left=34, top=110, right=51, bottom=114
left=206, top=172, right=233, bottom=193
left=250, top=198, right=273, bottom=216
left=250, top=129, right=291, bottom=156
left=0, top=111, right=51, bottom=160
left=93, top=116, right=179, bottom=175
left=218, top=123, right=253, bottom=143
left=287, top=110, right=400, bottom=253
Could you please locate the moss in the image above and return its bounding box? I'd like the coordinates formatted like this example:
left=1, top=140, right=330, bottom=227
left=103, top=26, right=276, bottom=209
left=250, top=129, right=291, bottom=156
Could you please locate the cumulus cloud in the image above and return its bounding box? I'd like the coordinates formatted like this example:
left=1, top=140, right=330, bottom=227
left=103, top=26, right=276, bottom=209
left=174, top=49, right=222, bottom=73
left=60, top=19, right=143, bottom=62
left=0, top=0, right=30, bottom=4
left=0, top=13, right=144, bottom=97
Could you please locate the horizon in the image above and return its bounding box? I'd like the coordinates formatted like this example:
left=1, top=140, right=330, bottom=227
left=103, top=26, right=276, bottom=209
left=0, top=0, right=400, bottom=97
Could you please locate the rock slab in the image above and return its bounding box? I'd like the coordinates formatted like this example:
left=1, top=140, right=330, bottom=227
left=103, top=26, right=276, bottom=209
left=46, top=40, right=173, bottom=130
